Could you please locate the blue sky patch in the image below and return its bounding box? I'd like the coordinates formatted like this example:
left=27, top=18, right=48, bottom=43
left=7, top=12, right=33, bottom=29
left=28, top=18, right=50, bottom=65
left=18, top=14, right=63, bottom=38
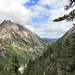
left=45, top=5, right=51, bottom=9
left=32, top=15, right=49, bottom=23
left=25, top=0, right=40, bottom=8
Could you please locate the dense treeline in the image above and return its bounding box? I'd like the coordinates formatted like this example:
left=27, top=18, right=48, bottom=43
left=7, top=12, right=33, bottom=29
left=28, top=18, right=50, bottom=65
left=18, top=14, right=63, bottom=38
left=25, top=32, right=75, bottom=75
left=0, top=54, right=19, bottom=75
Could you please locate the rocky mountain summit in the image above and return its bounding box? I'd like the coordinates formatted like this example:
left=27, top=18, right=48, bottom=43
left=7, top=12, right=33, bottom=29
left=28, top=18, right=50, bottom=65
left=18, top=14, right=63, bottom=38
left=0, top=20, right=49, bottom=63
left=0, top=20, right=47, bottom=52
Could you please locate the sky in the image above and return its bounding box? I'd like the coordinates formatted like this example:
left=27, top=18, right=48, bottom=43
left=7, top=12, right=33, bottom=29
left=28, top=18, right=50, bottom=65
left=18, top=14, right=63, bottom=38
left=0, top=0, right=75, bottom=38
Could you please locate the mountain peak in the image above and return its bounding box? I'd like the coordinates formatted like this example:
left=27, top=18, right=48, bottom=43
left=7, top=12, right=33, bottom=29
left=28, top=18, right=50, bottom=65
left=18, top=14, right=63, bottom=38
left=3, top=20, right=11, bottom=23
left=0, top=20, right=48, bottom=61
left=0, top=20, right=19, bottom=33
left=0, top=20, right=46, bottom=49
left=1, top=20, right=14, bottom=26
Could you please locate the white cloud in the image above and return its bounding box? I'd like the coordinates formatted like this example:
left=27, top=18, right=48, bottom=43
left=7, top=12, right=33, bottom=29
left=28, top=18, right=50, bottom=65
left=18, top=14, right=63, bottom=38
left=25, top=25, right=35, bottom=32
left=49, top=6, right=75, bottom=20
left=35, top=21, right=74, bottom=38
left=32, top=1, right=35, bottom=4
left=0, top=0, right=74, bottom=38
left=29, top=5, right=50, bottom=18
left=0, top=0, right=31, bottom=25
left=12, top=0, right=30, bottom=4
left=30, top=0, right=74, bottom=38
left=38, top=0, right=68, bottom=9
left=29, top=0, right=73, bottom=21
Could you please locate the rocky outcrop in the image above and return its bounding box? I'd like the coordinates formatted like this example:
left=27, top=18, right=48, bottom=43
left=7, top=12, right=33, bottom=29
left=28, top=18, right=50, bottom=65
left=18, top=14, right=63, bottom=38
left=0, top=42, right=6, bottom=57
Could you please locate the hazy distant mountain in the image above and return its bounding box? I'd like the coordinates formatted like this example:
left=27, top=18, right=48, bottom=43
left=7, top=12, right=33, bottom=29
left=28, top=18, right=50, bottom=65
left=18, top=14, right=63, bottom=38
left=43, top=38, right=59, bottom=43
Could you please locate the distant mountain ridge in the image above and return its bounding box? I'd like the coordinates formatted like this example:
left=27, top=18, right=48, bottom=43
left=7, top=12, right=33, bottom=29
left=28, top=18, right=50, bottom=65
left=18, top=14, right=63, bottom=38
left=43, top=38, right=59, bottom=43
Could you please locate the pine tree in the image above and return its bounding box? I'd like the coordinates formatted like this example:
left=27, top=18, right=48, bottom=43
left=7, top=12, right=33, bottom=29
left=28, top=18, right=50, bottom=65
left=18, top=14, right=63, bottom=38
left=12, top=54, right=19, bottom=75
left=53, top=0, right=75, bottom=22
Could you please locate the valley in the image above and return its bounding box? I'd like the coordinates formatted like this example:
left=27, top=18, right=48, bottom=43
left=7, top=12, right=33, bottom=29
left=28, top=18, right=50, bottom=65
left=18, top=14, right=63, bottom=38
left=0, top=20, right=75, bottom=75
left=0, top=0, right=75, bottom=75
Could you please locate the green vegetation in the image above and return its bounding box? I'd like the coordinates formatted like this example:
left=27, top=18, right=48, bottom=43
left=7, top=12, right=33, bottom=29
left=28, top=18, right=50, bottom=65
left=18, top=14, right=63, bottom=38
left=40, top=39, right=51, bottom=47
left=25, top=31, right=75, bottom=75
left=0, top=35, right=49, bottom=75
left=0, top=28, right=74, bottom=75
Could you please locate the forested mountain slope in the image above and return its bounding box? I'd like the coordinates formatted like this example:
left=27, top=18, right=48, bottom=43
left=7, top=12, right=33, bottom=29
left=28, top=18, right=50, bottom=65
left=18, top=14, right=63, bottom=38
left=25, top=25, right=75, bottom=75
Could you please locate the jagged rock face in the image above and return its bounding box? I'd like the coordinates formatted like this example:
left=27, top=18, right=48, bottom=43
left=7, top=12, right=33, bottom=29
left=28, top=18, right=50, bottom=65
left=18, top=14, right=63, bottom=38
left=0, top=20, right=45, bottom=52
left=0, top=42, right=6, bottom=57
